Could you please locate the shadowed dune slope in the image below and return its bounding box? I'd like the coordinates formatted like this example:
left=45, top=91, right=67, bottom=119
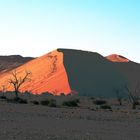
left=0, top=50, right=71, bottom=95
left=106, top=55, right=140, bottom=92
left=112, top=62, right=140, bottom=91
left=58, top=49, right=140, bottom=97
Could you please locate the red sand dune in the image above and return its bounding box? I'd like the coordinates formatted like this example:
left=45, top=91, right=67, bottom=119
left=0, top=50, right=71, bottom=95
left=0, top=49, right=133, bottom=96
left=106, top=54, right=129, bottom=62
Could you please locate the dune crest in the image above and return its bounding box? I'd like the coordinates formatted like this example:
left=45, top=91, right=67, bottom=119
left=106, top=54, right=129, bottom=62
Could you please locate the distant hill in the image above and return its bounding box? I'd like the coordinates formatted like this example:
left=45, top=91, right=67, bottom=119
left=0, top=55, right=34, bottom=73
left=106, top=54, right=129, bottom=62
left=0, top=49, right=139, bottom=97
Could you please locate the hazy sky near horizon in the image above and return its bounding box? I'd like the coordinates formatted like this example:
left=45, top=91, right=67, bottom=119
left=0, top=0, right=140, bottom=62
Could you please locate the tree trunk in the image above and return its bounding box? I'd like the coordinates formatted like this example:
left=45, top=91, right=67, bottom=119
left=118, top=99, right=122, bottom=106
left=119, top=101, right=122, bottom=106
left=132, top=102, right=136, bottom=109
left=15, top=90, right=19, bottom=99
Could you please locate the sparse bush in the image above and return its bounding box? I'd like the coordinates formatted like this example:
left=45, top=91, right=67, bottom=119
left=60, top=93, right=65, bottom=96
left=90, top=97, right=95, bottom=100
left=41, top=92, right=53, bottom=95
left=6, top=97, right=28, bottom=104
left=93, top=100, right=107, bottom=105
left=23, top=91, right=32, bottom=97
left=100, top=105, right=112, bottom=110
left=16, top=98, right=28, bottom=104
left=74, top=99, right=80, bottom=103
left=40, top=100, right=50, bottom=106
left=48, top=99, right=57, bottom=107
left=40, top=99, right=57, bottom=107
left=31, top=100, right=39, bottom=105
left=0, top=96, right=7, bottom=99
left=62, top=100, right=79, bottom=107
left=134, top=101, right=140, bottom=105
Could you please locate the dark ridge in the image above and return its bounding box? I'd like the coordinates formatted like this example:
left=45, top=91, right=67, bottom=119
left=0, top=55, right=34, bottom=73
left=0, top=55, right=33, bottom=63
left=118, top=55, right=128, bottom=59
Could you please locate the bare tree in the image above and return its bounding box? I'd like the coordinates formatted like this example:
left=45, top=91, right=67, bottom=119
left=125, top=83, right=140, bottom=109
left=134, top=82, right=140, bottom=98
left=115, top=89, right=123, bottom=106
left=8, top=70, right=31, bottom=99
left=1, top=85, right=7, bottom=97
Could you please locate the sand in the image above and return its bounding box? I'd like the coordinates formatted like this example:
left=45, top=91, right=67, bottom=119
left=0, top=99, right=140, bottom=140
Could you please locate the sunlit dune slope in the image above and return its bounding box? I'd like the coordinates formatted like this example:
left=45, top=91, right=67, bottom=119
left=0, top=50, right=71, bottom=95
left=106, top=54, right=129, bottom=62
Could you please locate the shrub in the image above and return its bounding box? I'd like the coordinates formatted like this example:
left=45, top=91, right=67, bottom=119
left=93, top=100, right=107, bottom=105
left=17, top=98, right=28, bottom=104
left=74, top=99, right=80, bottom=103
left=41, top=92, right=54, bottom=96
left=62, top=100, right=79, bottom=107
left=100, top=105, right=112, bottom=110
left=48, top=99, right=57, bottom=107
left=23, top=91, right=32, bottom=96
left=90, top=97, right=95, bottom=100
left=0, top=96, right=7, bottom=99
left=40, top=99, right=57, bottom=107
left=134, top=101, right=140, bottom=105
left=6, top=97, right=28, bottom=104
left=60, top=93, right=65, bottom=96
left=31, top=100, right=39, bottom=105
left=40, top=100, right=50, bottom=106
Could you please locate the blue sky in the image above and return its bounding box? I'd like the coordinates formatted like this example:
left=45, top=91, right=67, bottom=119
left=0, top=0, right=140, bottom=62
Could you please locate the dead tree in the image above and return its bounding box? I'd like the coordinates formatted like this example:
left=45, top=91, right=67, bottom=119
left=134, top=82, right=140, bottom=98
left=125, top=83, right=140, bottom=109
left=8, top=70, right=31, bottom=99
left=115, top=89, right=123, bottom=106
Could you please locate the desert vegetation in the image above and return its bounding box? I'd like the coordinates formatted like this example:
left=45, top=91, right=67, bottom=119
left=0, top=90, right=140, bottom=112
left=62, top=99, right=79, bottom=107
left=124, top=84, right=140, bottom=109
left=8, top=70, right=31, bottom=99
left=0, top=89, right=140, bottom=140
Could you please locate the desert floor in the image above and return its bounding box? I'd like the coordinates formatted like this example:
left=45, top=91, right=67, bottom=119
left=0, top=95, right=140, bottom=140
